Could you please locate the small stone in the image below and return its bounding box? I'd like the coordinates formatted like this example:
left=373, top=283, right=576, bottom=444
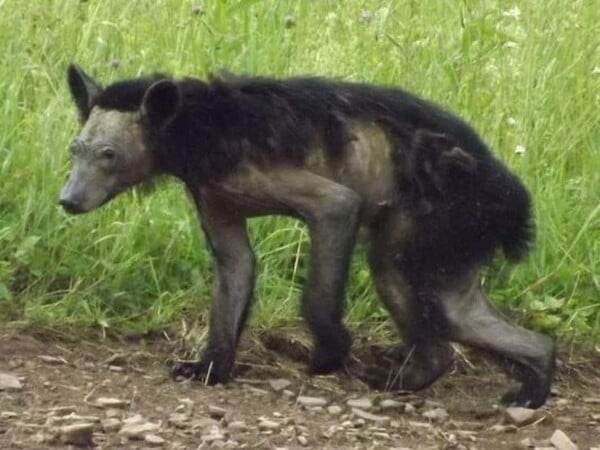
left=583, top=397, right=600, bottom=404
left=422, top=407, right=449, bottom=421
left=351, top=408, right=390, bottom=426
left=1, top=411, right=18, bottom=418
left=190, top=416, right=220, bottom=431
left=505, top=407, right=536, bottom=426
left=258, top=417, right=280, bottom=430
left=119, top=421, right=161, bottom=439
left=347, top=397, right=372, bottom=410
left=520, top=437, right=535, bottom=448
left=282, top=389, right=295, bottom=398
left=379, top=399, right=404, bottom=410
left=0, top=372, right=23, bottom=391
left=191, top=4, right=204, bottom=15
left=101, top=418, right=121, bottom=432
left=105, top=408, right=121, bottom=418
left=327, top=405, right=343, bottom=416
left=145, top=433, right=165, bottom=446
left=550, top=429, right=577, bottom=450
left=404, top=403, right=417, bottom=414
left=228, top=420, right=248, bottom=432
left=208, top=405, right=227, bottom=419
left=202, top=433, right=225, bottom=443
left=168, top=413, right=189, bottom=428
left=297, top=396, right=327, bottom=407
left=269, top=378, right=292, bottom=392
left=297, top=435, right=308, bottom=446
left=109, top=365, right=124, bottom=372
left=94, top=397, right=129, bottom=408
left=122, top=414, right=144, bottom=425
left=59, top=423, right=94, bottom=447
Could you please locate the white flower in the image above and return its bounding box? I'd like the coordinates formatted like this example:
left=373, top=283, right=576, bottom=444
left=502, top=6, right=521, bottom=20
left=507, top=117, right=518, bottom=126
left=515, top=145, right=526, bottom=155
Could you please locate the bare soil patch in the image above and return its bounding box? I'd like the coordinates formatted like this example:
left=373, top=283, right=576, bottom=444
left=1, top=330, right=599, bottom=449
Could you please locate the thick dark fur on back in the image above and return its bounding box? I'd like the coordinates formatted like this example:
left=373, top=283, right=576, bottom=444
left=93, top=73, right=533, bottom=274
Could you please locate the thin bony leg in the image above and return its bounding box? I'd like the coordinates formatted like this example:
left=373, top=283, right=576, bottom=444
left=367, top=213, right=454, bottom=390
left=442, top=273, right=555, bottom=407
left=171, top=189, right=256, bottom=383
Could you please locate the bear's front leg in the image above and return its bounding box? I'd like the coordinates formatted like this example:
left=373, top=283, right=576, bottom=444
left=171, top=190, right=255, bottom=384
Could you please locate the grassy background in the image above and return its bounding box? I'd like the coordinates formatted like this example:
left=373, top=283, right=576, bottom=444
left=0, top=0, right=598, bottom=340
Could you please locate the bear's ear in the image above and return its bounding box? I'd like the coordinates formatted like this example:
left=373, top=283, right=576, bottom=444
left=141, top=80, right=181, bottom=128
left=67, top=64, right=101, bottom=121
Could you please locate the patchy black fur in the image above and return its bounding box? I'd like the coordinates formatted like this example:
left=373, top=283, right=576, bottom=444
left=89, top=72, right=534, bottom=274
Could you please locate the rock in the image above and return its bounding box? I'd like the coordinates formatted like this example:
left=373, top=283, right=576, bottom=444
left=190, top=416, right=220, bottom=431
left=59, top=423, right=95, bottom=447
left=422, top=407, right=449, bottom=421
left=351, top=408, right=390, bottom=426
left=202, top=432, right=226, bottom=443
left=520, top=437, right=535, bottom=448
left=347, top=397, right=373, bottom=410
left=582, top=397, right=600, bottom=404
left=379, top=399, right=404, bottom=410
left=327, top=405, right=343, bottom=416
left=94, top=397, right=129, bottom=408
left=145, top=433, right=166, bottom=446
left=505, top=407, right=537, bottom=426
left=550, top=429, right=578, bottom=450
left=208, top=405, right=227, bottom=419
left=105, top=408, right=122, bottom=418
left=1, top=411, right=18, bottom=418
left=282, top=389, right=295, bottom=398
left=297, top=435, right=308, bottom=446
left=404, top=403, right=417, bottom=414
left=258, top=417, right=280, bottom=431
left=228, top=420, right=248, bottom=432
left=269, top=378, right=292, bottom=391
left=119, top=421, right=161, bottom=439
left=297, top=396, right=327, bottom=407
left=0, top=372, right=23, bottom=391
left=101, top=418, right=122, bottom=432
left=122, top=414, right=145, bottom=425
left=168, top=412, right=189, bottom=428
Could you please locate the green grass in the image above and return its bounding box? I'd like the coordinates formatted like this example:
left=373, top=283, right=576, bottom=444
left=0, top=0, right=598, bottom=340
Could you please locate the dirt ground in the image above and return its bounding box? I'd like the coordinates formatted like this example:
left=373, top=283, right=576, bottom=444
left=0, top=330, right=599, bottom=449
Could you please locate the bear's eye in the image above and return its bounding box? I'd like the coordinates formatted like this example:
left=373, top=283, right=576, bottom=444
left=101, top=147, right=116, bottom=160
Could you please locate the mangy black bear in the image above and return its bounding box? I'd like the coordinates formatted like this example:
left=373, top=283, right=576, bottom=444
left=60, top=65, right=555, bottom=407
